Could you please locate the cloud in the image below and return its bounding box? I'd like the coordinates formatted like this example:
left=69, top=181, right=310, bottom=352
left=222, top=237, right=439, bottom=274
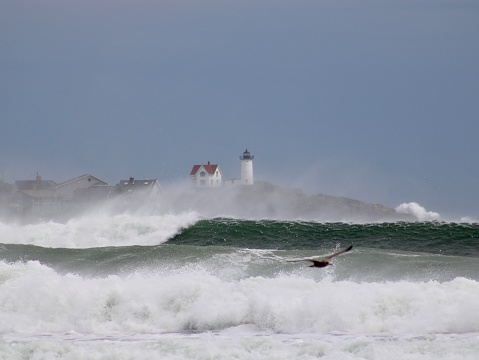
left=395, top=202, right=440, bottom=221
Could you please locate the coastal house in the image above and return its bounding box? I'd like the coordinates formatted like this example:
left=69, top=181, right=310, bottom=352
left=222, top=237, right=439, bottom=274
left=11, top=173, right=109, bottom=219
left=15, top=173, right=57, bottom=191
left=12, top=190, right=62, bottom=218
left=116, top=177, right=161, bottom=196
left=5, top=173, right=162, bottom=221
left=190, top=161, right=223, bottom=187
left=55, top=174, right=109, bottom=201
left=12, top=174, right=60, bottom=217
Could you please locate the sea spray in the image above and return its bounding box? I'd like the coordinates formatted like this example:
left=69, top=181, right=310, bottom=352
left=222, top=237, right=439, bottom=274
left=0, top=211, right=199, bottom=248
left=396, top=202, right=441, bottom=221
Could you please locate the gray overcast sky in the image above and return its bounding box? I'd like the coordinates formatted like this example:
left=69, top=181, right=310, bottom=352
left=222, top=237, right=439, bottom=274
left=1, top=0, right=478, bottom=219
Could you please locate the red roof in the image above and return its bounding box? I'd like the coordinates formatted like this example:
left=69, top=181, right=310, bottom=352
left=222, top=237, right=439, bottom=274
left=190, top=163, right=219, bottom=176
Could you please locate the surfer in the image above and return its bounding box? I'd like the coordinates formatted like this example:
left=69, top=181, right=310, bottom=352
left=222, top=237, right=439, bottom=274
left=287, top=245, right=353, bottom=268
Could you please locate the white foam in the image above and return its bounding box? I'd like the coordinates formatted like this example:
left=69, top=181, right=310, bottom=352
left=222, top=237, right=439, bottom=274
left=0, top=211, right=199, bottom=248
left=1, top=261, right=478, bottom=336
left=395, top=202, right=441, bottom=221
left=2, top=260, right=479, bottom=359
left=3, top=331, right=479, bottom=360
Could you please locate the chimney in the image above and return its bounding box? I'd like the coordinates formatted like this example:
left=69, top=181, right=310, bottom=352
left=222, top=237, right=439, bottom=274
left=129, top=177, right=134, bottom=184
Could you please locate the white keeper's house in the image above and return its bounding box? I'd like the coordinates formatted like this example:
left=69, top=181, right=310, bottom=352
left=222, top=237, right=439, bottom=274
left=190, top=161, right=223, bottom=187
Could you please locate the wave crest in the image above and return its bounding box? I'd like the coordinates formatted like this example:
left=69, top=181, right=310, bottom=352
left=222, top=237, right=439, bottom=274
left=0, top=211, right=199, bottom=248
left=395, top=202, right=441, bottom=221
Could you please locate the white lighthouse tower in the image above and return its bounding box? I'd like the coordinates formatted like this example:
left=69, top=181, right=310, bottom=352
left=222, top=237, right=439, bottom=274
left=240, top=149, right=254, bottom=185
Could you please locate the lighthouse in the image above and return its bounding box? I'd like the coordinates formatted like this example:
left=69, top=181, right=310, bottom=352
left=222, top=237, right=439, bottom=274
left=239, top=149, right=254, bottom=185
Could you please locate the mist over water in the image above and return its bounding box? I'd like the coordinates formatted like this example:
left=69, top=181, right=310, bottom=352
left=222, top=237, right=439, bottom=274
left=141, top=182, right=420, bottom=223
left=1, top=179, right=469, bottom=227
left=143, top=182, right=475, bottom=223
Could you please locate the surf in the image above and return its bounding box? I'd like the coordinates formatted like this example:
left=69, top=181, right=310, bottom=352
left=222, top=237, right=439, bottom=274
left=1, top=260, right=478, bottom=336
left=0, top=211, right=200, bottom=248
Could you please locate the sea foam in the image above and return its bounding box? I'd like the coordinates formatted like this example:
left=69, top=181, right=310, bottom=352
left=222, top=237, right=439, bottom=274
left=0, top=211, right=199, bottom=248
left=1, top=260, right=478, bottom=336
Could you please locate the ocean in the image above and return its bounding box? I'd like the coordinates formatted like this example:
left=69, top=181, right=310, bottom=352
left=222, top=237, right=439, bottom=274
left=1, top=208, right=479, bottom=359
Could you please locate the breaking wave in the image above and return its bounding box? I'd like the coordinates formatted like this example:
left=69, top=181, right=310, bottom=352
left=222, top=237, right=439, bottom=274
left=395, top=202, right=441, bottom=221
